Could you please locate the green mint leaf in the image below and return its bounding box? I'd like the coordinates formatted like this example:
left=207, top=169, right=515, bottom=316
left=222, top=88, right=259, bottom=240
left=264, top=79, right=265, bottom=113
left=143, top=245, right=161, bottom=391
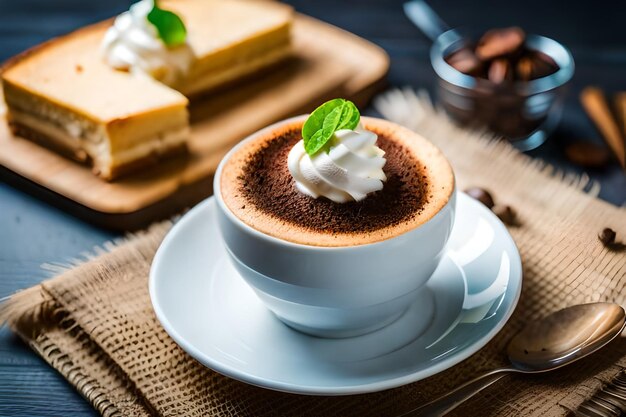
left=147, top=4, right=187, bottom=47
left=302, top=99, right=360, bottom=156
left=337, top=101, right=359, bottom=131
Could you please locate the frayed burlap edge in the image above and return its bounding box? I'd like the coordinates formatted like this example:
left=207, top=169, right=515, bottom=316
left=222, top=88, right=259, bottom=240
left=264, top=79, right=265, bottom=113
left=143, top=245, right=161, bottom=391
left=0, top=222, right=172, bottom=416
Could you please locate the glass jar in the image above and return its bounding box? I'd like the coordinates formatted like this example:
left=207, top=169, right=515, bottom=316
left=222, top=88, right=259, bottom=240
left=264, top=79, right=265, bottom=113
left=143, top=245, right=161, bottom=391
left=431, top=30, right=575, bottom=151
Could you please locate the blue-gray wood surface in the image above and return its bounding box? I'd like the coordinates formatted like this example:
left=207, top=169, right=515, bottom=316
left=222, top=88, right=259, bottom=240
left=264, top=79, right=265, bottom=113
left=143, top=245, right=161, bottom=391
left=0, top=0, right=624, bottom=415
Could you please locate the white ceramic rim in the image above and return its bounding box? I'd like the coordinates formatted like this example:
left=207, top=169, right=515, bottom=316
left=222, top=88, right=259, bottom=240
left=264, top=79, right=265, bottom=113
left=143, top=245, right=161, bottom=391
left=213, top=115, right=457, bottom=251
left=149, top=193, right=523, bottom=395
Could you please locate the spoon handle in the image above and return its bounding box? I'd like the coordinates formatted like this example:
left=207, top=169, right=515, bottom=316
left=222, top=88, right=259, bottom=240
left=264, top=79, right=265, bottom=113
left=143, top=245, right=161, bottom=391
left=403, top=0, right=451, bottom=42
left=399, top=369, right=512, bottom=417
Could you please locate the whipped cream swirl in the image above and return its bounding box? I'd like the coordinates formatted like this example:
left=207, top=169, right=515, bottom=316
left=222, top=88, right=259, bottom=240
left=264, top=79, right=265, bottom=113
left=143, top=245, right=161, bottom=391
left=101, top=0, right=193, bottom=86
left=288, top=124, right=387, bottom=203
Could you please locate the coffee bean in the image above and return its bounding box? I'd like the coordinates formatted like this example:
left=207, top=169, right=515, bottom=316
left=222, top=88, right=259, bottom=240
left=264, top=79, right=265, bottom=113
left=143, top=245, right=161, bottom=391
left=464, top=187, right=495, bottom=208
left=516, top=56, right=533, bottom=81
left=530, top=51, right=559, bottom=78
left=445, top=47, right=483, bottom=76
left=565, top=141, right=610, bottom=168
left=488, top=58, right=513, bottom=84
left=493, top=205, right=517, bottom=225
left=476, top=27, right=525, bottom=61
left=598, top=228, right=616, bottom=246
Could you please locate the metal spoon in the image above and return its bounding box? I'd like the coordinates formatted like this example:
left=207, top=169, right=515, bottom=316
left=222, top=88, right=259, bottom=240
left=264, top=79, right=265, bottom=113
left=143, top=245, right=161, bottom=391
left=403, top=0, right=458, bottom=42
left=401, top=302, right=626, bottom=417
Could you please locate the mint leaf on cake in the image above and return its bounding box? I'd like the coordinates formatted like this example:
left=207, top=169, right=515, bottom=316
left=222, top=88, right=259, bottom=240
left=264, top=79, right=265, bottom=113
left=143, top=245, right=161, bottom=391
left=303, top=99, right=361, bottom=155
left=147, top=1, right=188, bottom=47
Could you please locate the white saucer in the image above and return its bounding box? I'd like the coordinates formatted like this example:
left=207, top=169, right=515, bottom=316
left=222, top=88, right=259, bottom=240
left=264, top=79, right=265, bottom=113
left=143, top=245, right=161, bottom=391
left=150, top=193, right=522, bottom=395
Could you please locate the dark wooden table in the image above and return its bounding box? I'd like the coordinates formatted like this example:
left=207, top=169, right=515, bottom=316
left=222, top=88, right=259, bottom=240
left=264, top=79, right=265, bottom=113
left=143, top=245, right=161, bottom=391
left=1, top=1, right=624, bottom=415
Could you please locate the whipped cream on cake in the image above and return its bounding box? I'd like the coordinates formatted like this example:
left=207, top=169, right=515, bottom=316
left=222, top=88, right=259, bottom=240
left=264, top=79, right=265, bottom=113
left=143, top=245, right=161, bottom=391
left=101, top=0, right=193, bottom=85
left=288, top=123, right=387, bottom=203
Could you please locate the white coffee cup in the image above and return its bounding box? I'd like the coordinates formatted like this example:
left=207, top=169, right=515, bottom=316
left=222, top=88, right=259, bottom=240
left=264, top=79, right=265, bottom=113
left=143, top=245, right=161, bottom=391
left=214, top=117, right=456, bottom=338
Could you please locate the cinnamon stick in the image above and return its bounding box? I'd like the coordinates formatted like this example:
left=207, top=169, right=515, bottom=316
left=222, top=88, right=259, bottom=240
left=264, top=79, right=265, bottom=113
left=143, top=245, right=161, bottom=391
left=580, top=87, right=626, bottom=169
left=614, top=92, right=626, bottom=139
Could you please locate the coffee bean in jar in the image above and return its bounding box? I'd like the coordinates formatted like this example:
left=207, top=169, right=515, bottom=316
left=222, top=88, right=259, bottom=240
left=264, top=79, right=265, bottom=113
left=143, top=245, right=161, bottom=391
left=446, top=28, right=559, bottom=84
left=432, top=27, right=573, bottom=150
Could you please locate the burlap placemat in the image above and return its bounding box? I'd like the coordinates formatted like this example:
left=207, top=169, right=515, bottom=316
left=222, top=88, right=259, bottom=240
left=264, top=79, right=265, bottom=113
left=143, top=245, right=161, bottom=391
left=1, top=90, right=625, bottom=417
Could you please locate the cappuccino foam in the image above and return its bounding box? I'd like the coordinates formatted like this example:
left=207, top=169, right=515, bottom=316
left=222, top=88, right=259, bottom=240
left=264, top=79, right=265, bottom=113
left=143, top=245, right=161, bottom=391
left=219, top=117, right=454, bottom=247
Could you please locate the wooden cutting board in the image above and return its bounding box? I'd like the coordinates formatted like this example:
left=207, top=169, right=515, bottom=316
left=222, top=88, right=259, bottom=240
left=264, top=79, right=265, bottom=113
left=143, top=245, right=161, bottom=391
left=0, top=14, right=389, bottom=230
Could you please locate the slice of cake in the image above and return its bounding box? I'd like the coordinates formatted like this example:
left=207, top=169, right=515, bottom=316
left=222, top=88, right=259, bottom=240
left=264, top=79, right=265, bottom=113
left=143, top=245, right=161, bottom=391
left=1, top=0, right=293, bottom=180
left=101, top=0, right=293, bottom=96
left=169, top=0, right=293, bottom=95
left=2, top=25, right=190, bottom=180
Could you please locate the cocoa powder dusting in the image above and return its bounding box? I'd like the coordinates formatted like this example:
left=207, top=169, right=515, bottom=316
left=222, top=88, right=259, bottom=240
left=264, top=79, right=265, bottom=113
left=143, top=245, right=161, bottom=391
left=238, top=129, right=429, bottom=234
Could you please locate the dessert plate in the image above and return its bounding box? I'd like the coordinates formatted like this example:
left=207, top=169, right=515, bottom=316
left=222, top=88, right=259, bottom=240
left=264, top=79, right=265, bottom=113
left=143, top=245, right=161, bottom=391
left=150, top=193, right=522, bottom=395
